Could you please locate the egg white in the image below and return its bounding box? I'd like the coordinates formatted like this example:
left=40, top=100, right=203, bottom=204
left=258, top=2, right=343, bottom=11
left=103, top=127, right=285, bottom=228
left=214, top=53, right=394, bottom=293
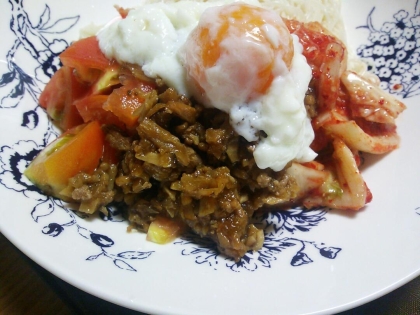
left=251, top=35, right=316, bottom=171
left=97, top=0, right=249, bottom=95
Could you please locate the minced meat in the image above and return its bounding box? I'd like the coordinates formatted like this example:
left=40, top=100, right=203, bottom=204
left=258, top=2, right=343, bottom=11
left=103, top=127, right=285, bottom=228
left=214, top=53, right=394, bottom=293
left=69, top=83, right=300, bottom=261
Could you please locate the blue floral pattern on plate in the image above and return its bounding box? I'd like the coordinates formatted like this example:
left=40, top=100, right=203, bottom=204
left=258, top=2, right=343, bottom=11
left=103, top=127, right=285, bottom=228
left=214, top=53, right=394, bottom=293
left=176, top=209, right=341, bottom=271
left=2, top=0, right=417, bottom=273
left=357, top=0, right=420, bottom=98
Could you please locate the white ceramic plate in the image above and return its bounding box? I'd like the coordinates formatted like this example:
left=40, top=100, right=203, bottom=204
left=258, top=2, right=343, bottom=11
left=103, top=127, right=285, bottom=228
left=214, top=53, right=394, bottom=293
left=1, top=0, right=419, bottom=314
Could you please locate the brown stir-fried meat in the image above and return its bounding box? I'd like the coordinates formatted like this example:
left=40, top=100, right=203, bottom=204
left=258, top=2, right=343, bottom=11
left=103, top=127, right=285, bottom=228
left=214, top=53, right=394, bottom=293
left=66, top=77, right=304, bottom=261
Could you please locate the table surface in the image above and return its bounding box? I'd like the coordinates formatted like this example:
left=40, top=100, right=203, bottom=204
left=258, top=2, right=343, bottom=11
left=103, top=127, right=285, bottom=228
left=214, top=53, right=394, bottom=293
left=1, top=232, right=420, bottom=315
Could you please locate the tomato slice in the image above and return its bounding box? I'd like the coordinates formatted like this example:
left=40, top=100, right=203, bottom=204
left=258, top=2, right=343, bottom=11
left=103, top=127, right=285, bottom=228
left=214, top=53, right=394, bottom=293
left=102, top=85, right=144, bottom=129
left=102, top=140, right=120, bottom=165
left=103, top=71, right=156, bottom=129
left=39, top=65, right=88, bottom=131
left=24, top=121, right=105, bottom=200
left=60, top=36, right=111, bottom=83
left=61, top=96, right=85, bottom=132
left=74, top=94, right=126, bottom=130
left=39, top=67, right=66, bottom=111
left=60, top=36, right=110, bottom=70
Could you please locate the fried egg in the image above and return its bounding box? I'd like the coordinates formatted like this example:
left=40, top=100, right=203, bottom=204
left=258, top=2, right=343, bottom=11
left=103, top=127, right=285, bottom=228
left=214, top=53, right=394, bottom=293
left=97, top=1, right=316, bottom=171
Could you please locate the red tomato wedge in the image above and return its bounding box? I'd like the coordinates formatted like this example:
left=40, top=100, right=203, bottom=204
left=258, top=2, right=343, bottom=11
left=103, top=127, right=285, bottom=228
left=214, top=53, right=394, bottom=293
left=60, top=36, right=110, bottom=70
left=74, top=94, right=126, bottom=130
left=103, top=84, right=147, bottom=129
left=60, top=36, right=111, bottom=83
left=24, top=121, right=105, bottom=201
left=61, top=97, right=85, bottom=131
left=39, top=65, right=88, bottom=131
left=102, top=140, right=120, bottom=165
left=103, top=72, right=156, bottom=129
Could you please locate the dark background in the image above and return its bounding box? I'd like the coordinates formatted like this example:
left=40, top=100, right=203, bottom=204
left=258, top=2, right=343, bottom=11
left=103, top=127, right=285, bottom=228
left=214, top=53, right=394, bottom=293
left=1, top=233, right=419, bottom=315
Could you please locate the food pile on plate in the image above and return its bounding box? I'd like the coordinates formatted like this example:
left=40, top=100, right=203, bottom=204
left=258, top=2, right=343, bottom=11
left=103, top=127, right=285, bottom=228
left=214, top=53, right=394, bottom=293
left=25, top=0, right=405, bottom=260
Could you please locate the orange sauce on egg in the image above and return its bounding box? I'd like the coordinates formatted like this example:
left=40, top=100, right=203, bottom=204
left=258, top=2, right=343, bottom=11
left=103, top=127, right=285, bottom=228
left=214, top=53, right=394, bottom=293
left=189, top=3, right=294, bottom=97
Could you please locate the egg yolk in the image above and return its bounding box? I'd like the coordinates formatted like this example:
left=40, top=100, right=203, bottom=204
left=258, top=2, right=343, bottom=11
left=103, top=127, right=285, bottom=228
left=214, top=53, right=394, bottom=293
left=184, top=3, right=294, bottom=101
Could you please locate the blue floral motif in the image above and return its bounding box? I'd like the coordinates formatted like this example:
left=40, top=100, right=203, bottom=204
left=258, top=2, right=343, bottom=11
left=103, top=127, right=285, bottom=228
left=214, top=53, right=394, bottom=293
left=0, top=0, right=79, bottom=109
left=0, top=140, right=43, bottom=199
left=43, top=223, right=64, bottom=237
left=98, top=201, right=126, bottom=222
left=175, top=209, right=342, bottom=272
left=357, top=0, right=420, bottom=98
